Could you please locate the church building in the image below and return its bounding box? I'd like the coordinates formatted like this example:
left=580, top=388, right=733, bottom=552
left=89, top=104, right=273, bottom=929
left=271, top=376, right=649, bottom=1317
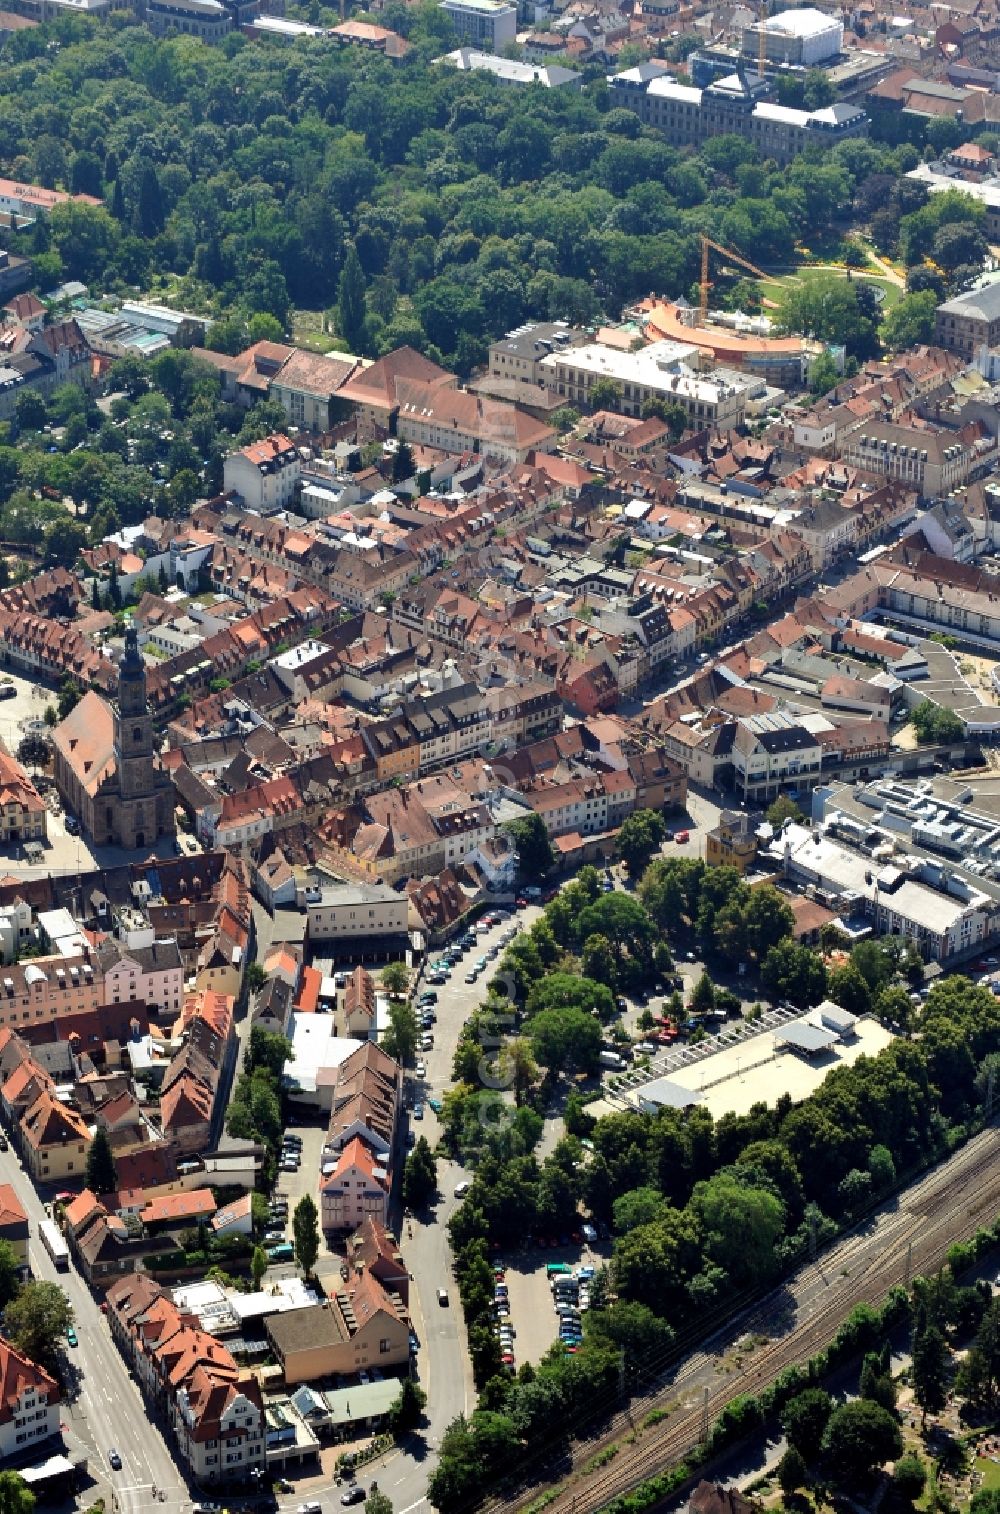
left=51, top=626, right=176, bottom=850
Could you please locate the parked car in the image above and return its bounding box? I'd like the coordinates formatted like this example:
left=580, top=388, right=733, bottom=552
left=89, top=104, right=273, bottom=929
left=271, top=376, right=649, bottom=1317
left=268, top=1243, right=294, bottom=1262
left=415, top=1060, right=426, bottom=1077
left=675, top=830, right=690, bottom=844
left=428, top=1097, right=443, bottom=1114
left=413, top=1101, right=424, bottom=1120
left=455, top=1181, right=471, bottom=1197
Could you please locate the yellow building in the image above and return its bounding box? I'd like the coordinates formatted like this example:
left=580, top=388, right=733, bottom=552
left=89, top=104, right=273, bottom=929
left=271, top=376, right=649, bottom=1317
left=266, top=1272, right=409, bottom=1384
left=705, top=809, right=759, bottom=875
left=20, top=1089, right=91, bottom=1183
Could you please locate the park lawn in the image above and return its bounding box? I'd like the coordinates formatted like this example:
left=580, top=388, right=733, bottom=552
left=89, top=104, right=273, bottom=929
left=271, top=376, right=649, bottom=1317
left=757, top=266, right=902, bottom=311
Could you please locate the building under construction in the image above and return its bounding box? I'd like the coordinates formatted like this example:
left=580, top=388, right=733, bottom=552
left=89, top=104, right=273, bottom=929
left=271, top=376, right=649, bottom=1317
left=636, top=298, right=828, bottom=390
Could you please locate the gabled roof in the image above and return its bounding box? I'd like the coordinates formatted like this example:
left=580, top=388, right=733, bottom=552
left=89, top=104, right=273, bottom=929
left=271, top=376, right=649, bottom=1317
left=0, top=1183, right=27, bottom=1230
left=0, top=1335, right=59, bottom=1426
left=21, top=1089, right=91, bottom=1150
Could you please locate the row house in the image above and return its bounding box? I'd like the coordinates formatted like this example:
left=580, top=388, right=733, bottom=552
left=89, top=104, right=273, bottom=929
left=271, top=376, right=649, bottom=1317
left=521, top=772, right=614, bottom=839
left=159, top=990, right=234, bottom=1157
left=320, top=1043, right=402, bottom=1235
left=483, top=681, right=562, bottom=748
left=106, top=1273, right=265, bottom=1485
left=0, top=609, right=115, bottom=691
left=202, top=775, right=303, bottom=850
left=361, top=684, right=491, bottom=783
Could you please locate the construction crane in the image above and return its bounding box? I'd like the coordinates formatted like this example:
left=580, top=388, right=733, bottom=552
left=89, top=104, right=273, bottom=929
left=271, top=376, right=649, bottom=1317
left=699, top=236, right=768, bottom=324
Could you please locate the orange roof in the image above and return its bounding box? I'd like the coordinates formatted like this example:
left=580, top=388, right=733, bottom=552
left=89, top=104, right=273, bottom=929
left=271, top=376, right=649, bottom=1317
left=140, top=1188, right=216, bottom=1226
left=0, top=1336, right=59, bottom=1426
left=639, top=298, right=808, bottom=357
left=240, top=434, right=296, bottom=468
left=0, top=1183, right=26, bottom=1229
left=294, top=963, right=321, bottom=1014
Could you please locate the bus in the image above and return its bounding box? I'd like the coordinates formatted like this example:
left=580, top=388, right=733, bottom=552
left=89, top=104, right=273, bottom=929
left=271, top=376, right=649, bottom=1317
left=38, top=1219, right=69, bottom=1272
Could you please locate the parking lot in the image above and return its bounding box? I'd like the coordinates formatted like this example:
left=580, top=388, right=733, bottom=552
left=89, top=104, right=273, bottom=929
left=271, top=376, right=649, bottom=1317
left=499, top=1246, right=602, bottom=1367
left=271, top=1120, right=328, bottom=1248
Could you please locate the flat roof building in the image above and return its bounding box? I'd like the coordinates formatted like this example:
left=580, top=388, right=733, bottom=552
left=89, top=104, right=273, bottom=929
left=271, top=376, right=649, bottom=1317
left=439, top=0, right=516, bottom=50
left=741, top=7, right=843, bottom=66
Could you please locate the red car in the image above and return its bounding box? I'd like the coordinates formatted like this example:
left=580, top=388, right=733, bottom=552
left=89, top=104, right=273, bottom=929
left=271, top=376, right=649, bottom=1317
left=675, top=830, right=690, bottom=844
left=515, top=897, right=527, bottom=909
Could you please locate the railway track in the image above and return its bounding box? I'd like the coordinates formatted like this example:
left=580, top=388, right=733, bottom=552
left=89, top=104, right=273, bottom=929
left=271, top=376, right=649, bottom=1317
left=490, top=1128, right=1000, bottom=1514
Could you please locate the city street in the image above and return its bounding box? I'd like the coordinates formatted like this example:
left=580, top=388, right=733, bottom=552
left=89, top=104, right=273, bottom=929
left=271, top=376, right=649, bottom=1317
left=0, top=1146, right=181, bottom=1514
left=360, top=906, right=545, bottom=1514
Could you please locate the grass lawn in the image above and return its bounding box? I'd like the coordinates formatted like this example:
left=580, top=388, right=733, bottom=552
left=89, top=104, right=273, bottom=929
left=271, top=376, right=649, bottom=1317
left=757, top=265, right=902, bottom=311
left=975, top=1457, right=1000, bottom=1494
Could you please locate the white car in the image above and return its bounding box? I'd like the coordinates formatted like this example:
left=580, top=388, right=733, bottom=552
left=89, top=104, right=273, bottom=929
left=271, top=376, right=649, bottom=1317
left=455, top=1181, right=471, bottom=1197
left=415, top=1060, right=426, bottom=1077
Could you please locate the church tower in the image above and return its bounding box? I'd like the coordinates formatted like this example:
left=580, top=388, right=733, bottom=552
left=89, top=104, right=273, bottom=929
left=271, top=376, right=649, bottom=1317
left=113, top=623, right=157, bottom=802
left=110, top=621, right=175, bottom=849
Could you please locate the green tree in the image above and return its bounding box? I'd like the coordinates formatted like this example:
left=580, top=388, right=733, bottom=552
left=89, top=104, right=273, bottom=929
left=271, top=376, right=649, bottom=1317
left=689, top=1173, right=784, bottom=1288
left=338, top=246, right=368, bottom=353
left=911, top=699, right=964, bottom=744
left=613, top=1186, right=665, bottom=1233
left=528, top=1006, right=602, bottom=1075
left=245, top=962, right=267, bottom=994
left=820, top=1399, right=902, bottom=1486
left=381, top=961, right=410, bottom=999
left=894, top=1453, right=926, bottom=1502
left=0, top=1240, right=20, bottom=1310
left=251, top=1244, right=268, bottom=1289
left=245, top=1026, right=291, bottom=1080
left=766, top=795, right=803, bottom=828
left=809, top=351, right=841, bottom=396
left=689, top=970, right=716, bottom=1015
left=781, top=1388, right=834, bottom=1462
left=402, top=1135, right=438, bottom=1209
left=292, top=1194, right=320, bottom=1279
left=828, top=963, right=872, bottom=1018
left=366, top=1489, right=393, bottom=1514
left=85, top=1126, right=117, bottom=1195
left=0, top=1473, right=34, bottom=1514
left=504, top=812, right=555, bottom=882
left=761, top=940, right=827, bottom=1008
left=384, top=999, right=420, bottom=1065
left=391, top=441, right=415, bottom=483
left=389, top=1376, right=427, bottom=1434
left=911, top=1321, right=950, bottom=1425
left=615, top=809, right=666, bottom=876
left=880, top=289, right=937, bottom=351
left=590, top=378, right=623, bottom=412
left=777, top=1446, right=808, bottom=1496
left=775, top=272, right=879, bottom=360
left=4, top=1282, right=73, bottom=1368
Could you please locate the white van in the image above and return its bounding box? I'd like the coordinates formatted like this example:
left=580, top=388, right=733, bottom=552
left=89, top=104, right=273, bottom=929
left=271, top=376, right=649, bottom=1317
left=455, top=1181, right=471, bottom=1198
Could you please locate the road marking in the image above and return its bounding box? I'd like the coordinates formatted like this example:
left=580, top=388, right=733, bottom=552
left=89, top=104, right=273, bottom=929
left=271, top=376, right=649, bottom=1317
left=398, top=1501, right=427, bottom=1514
